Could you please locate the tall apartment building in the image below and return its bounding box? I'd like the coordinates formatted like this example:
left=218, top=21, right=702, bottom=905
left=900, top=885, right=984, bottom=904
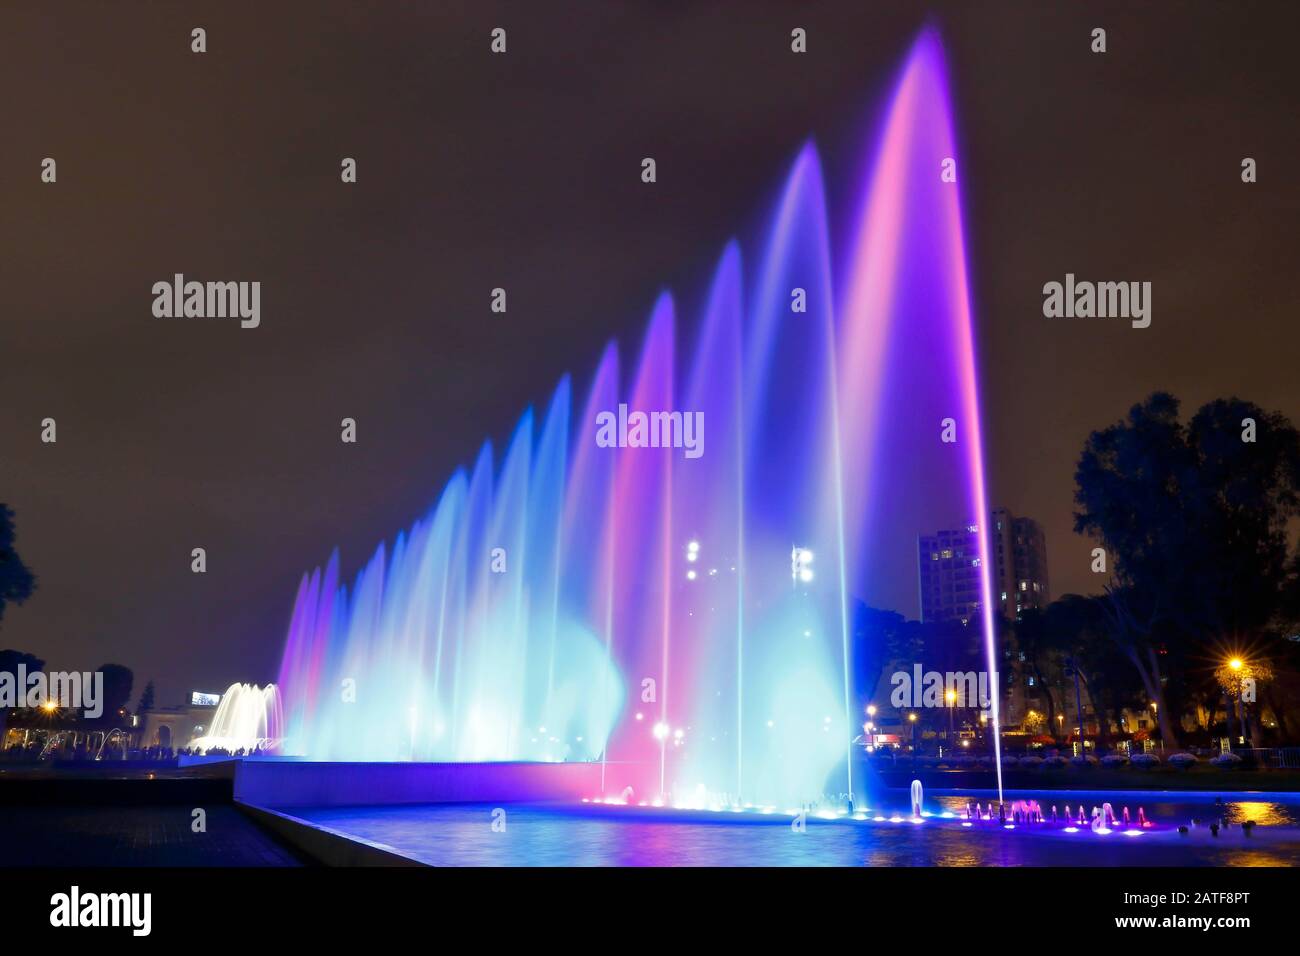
left=990, top=508, right=1050, bottom=620
left=918, top=509, right=1050, bottom=624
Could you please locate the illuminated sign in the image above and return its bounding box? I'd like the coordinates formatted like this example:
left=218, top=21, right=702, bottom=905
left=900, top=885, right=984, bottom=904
left=191, top=692, right=221, bottom=707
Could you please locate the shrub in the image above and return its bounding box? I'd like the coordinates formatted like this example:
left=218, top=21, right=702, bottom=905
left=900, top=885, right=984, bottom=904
left=1001, top=755, right=1019, bottom=766
left=1070, top=754, right=1098, bottom=767
left=1129, top=752, right=1161, bottom=769
left=1210, top=752, right=1244, bottom=769
left=1018, top=755, right=1043, bottom=768
left=1101, top=754, right=1129, bottom=768
left=1042, top=755, right=1068, bottom=769
left=1167, top=752, right=1198, bottom=770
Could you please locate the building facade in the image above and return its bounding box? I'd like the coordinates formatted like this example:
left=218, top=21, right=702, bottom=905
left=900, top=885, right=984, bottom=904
left=917, top=508, right=1050, bottom=624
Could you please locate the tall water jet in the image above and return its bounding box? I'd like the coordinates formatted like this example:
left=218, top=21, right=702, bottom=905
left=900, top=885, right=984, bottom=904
left=837, top=27, right=1004, bottom=801
left=276, top=27, right=999, bottom=809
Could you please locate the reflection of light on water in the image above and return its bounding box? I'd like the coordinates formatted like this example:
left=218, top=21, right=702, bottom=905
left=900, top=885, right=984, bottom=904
left=1227, top=802, right=1292, bottom=827
left=1224, top=850, right=1296, bottom=868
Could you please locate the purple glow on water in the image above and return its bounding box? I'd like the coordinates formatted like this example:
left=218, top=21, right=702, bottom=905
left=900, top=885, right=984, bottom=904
left=276, top=29, right=998, bottom=808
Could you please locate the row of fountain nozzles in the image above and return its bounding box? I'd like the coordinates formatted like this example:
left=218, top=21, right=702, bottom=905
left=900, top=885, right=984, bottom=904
left=962, top=801, right=1152, bottom=828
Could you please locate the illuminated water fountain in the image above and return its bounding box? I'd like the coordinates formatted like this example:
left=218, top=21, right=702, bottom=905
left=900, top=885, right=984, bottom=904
left=190, top=683, right=283, bottom=753
left=276, top=28, right=1002, bottom=809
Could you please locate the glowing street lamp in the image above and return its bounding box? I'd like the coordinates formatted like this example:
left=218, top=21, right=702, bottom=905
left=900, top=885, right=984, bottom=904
left=1222, top=657, right=1249, bottom=748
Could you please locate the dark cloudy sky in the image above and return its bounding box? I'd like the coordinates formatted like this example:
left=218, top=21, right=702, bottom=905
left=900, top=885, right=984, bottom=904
left=2, top=2, right=1297, bottom=705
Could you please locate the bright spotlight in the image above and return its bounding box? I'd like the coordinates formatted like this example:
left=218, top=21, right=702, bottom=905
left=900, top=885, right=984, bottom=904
left=791, top=546, right=815, bottom=583
left=652, top=721, right=670, bottom=741
left=687, top=540, right=700, bottom=553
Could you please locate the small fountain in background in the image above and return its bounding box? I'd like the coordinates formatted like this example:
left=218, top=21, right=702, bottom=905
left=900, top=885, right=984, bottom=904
left=910, top=779, right=924, bottom=817
left=190, top=683, right=283, bottom=754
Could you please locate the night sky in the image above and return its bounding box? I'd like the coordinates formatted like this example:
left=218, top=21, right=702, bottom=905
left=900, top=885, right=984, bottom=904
left=2, top=2, right=1297, bottom=705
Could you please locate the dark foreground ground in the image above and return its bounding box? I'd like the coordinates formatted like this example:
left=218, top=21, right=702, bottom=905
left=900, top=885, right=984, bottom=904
left=0, top=805, right=305, bottom=866
left=0, top=766, right=308, bottom=866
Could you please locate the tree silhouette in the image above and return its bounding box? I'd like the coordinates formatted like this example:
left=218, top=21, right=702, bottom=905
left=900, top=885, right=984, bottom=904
left=95, top=663, right=134, bottom=726
left=137, top=680, right=156, bottom=713
left=1074, top=393, right=1300, bottom=747
left=0, top=649, right=45, bottom=741
left=0, top=504, right=36, bottom=626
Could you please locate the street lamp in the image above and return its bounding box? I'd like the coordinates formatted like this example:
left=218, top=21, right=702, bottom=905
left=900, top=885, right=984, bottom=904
left=945, top=688, right=957, bottom=739
left=1229, top=657, right=1245, bottom=748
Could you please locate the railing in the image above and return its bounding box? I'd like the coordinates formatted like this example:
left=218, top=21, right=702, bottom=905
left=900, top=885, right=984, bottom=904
left=1233, top=747, right=1300, bottom=769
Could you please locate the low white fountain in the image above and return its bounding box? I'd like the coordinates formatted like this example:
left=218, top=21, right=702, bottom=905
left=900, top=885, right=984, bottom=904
left=189, top=683, right=282, bottom=753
